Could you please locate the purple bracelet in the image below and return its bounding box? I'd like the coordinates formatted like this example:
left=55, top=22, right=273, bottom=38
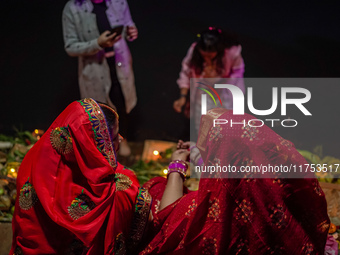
left=168, top=162, right=186, bottom=171
left=173, top=160, right=188, bottom=168
left=197, top=158, right=204, bottom=166
left=189, top=145, right=197, bottom=150
left=167, top=160, right=188, bottom=181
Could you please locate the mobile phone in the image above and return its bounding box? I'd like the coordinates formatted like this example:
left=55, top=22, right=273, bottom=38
left=109, top=25, right=124, bottom=37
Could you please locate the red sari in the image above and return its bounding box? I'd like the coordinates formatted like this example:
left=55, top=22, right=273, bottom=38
left=141, top=108, right=330, bottom=254
left=10, top=99, right=150, bottom=254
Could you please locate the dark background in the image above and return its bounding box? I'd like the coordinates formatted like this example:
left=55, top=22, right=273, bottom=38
left=1, top=0, right=340, bottom=156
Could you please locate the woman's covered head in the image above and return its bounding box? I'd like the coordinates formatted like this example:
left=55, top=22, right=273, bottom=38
left=98, top=103, right=122, bottom=152
left=99, top=103, right=119, bottom=135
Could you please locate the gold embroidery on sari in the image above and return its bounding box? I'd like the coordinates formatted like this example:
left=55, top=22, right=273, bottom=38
left=140, top=244, right=152, bottom=255
left=241, top=158, right=256, bottom=181
left=197, top=108, right=227, bottom=152
left=269, top=204, right=287, bottom=229
left=50, top=126, right=73, bottom=154
left=273, top=178, right=283, bottom=187
left=241, top=122, right=259, bottom=142
left=114, top=233, right=127, bottom=255
left=208, top=198, right=220, bottom=222
left=201, top=236, right=218, bottom=255
left=115, top=173, right=132, bottom=191
left=267, top=245, right=285, bottom=254
left=234, top=239, right=249, bottom=255
left=178, top=239, right=185, bottom=249
left=19, top=178, right=38, bottom=210
left=279, top=137, right=292, bottom=150
left=154, top=199, right=161, bottom=215
left=208, top=125, right=223, bottom=142
left=317, top=220, right=330, bottom=233
left=235, top=199, right=253, bottom=224
left=185, top=199, right=197, bottom=217
left=129, top=188, right=152, bottom=247
left=67, top=190, right=95, bottom=220
left=301, top=243, right=314, bottom=254
left=78, top=98, right=117, bottom=168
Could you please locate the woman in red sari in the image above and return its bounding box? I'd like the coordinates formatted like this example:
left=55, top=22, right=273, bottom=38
left=10, top=98, right=151, bottom=254
left=140, top=108, right=330, bottom=254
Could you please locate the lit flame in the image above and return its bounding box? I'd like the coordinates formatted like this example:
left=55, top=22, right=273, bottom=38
left=34, top=129, right=39, bottom=134
left=163, top=169, right=168, bottom=175
left=10, top=168, right=16, bottom=173
left=153, top=150, right=159, bottom=156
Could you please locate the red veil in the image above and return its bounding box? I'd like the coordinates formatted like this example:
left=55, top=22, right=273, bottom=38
left=141, top=108, right=329, bottom=254
left=10, top=98, right=147, bottom=254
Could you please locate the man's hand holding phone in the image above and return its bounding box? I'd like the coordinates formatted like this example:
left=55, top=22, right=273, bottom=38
left=109, top=25, right=124, bottom=37
left=97, top=30, right=122, bottom=48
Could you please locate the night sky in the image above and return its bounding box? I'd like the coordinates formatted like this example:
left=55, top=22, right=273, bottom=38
left=1, top=0, right=340, bottom=156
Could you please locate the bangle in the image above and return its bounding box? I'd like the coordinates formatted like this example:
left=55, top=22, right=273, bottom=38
left=167, top=160, right=188, bottom=181
left=189, top=145, right=197, bottom=151
left=197, top=158, right=204, bottom=166
left=180, top=94, right=187, bottom=98
left=169, top=160, right=188, bottom=170
left=167, top=169, right=186, bottom=181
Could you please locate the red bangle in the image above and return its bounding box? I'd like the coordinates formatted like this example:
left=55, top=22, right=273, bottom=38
left=167, top=169, right=186, bottom=181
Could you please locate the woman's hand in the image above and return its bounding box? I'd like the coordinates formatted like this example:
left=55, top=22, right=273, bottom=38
left=126, top=26, right=138, bottom=41
left=177, top=140, right=202, bottom=166
left=160, top=149, right=189, bottom=210
left=97, top=31, right=122, bottom=48
left=171, top=149, right=190, bottom=162
left=177, top=140, right=195, bottom=150
left=173, top=97, right=186, bottom=113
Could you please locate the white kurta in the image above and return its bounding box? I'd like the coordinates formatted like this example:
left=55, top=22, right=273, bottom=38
left=62, top=0, right=137, bottom=113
